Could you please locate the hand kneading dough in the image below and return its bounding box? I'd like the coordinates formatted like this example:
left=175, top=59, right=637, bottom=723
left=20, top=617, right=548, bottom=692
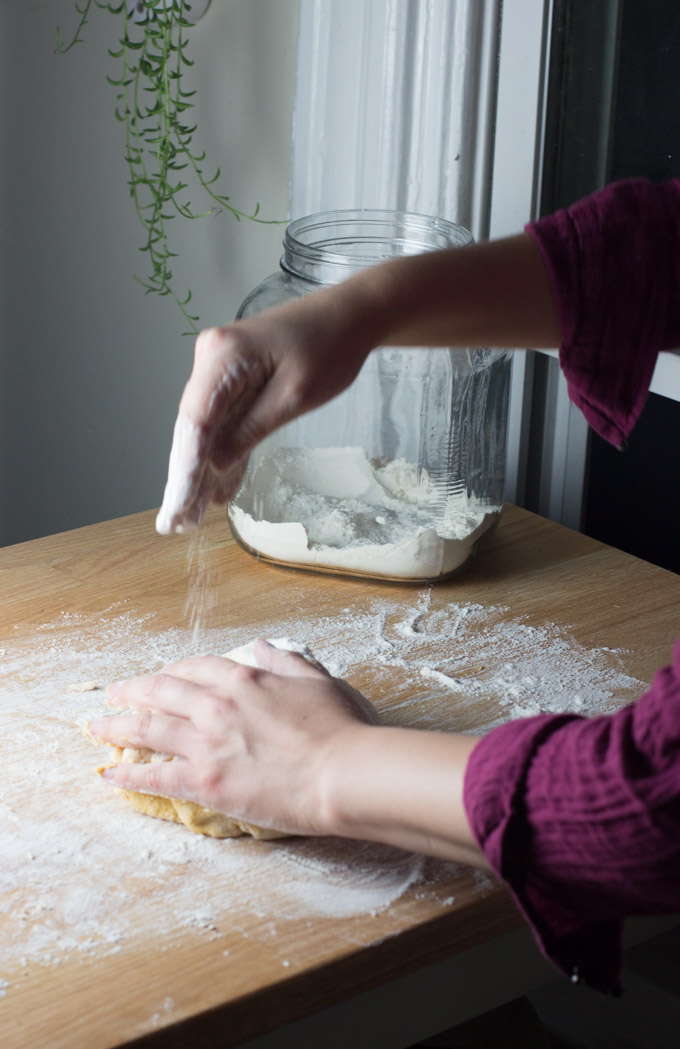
left=97, top=638, right=379, bottom=840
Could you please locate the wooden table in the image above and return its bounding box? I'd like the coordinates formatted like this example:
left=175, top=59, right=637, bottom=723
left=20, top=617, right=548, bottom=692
left=1, top=503, right=679, bottom=1049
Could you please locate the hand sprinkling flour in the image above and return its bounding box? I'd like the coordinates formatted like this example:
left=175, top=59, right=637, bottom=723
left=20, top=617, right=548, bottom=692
left=156, top=415, right=214, bottom=534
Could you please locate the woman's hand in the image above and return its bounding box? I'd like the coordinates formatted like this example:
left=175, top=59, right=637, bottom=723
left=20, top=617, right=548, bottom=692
left=156, top=284, right=380, bottom=534
left=88, top=640, right=379, bottom=838
left=88, top=640, right=486, bottom=864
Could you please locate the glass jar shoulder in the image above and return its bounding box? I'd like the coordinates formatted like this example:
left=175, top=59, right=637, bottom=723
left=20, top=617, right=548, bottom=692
left=236, top=271, right=309, bottom=319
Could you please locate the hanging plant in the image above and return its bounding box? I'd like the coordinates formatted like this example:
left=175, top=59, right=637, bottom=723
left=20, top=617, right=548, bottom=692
left=58, top=0, right=280, bottom=333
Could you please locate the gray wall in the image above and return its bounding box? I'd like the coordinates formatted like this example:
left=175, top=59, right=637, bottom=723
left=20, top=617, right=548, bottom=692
left=0, top=0, right=298, bottom=545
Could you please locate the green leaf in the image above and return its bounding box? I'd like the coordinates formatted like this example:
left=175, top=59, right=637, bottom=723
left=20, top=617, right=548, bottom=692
left=59, top=0, right=283, bottom=334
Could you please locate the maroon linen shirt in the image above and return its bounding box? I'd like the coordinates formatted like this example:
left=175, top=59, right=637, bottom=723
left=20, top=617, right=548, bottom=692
left=462, top=178, right=680, bottom=993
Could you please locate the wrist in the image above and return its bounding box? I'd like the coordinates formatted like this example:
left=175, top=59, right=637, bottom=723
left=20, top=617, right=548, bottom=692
left=312, top=720, right=377, bottom=837
left=316, top=722, right=487, bottom=866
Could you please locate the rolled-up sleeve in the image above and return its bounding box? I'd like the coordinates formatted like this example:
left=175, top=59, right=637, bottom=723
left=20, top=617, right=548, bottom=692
left=463, top=180, right=680, bottom=992
left=463, top=642, right=680, bottom=992
left=526, top=178, right=680, bottom=447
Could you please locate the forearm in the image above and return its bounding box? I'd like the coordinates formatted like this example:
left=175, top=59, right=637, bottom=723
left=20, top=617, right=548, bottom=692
left=319, top=724, right=489, bottom=867
left=325, top=231, right=561, bottom=352
left=161, top=230, right=561, bottom=531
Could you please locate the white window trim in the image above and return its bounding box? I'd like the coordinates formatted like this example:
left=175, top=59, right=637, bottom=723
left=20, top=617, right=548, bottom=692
left=487, top=0, right=553, bottom=508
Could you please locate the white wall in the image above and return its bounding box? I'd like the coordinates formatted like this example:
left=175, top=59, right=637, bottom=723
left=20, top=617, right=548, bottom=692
left=0, top=0, right=298, bottom=545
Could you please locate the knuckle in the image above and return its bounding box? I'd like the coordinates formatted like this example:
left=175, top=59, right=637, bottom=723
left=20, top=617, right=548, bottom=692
left=193, top=691, right=234, bottom=734
left=201, top=693, right=226, bottom=724
left=132, top=709, right=154, bottom=740
left=195, top=325, right=229, bottom=362
left=140, top=673, right=169, bottom=702
left=185, top=759, right=224, bottom=808
left=280, top=375, right=309, bottom=416
left=230, top=664, right=259, bottom=687
left=197, top=767, right=222, bottom=798
left=143, top=763, right=166, bottom=794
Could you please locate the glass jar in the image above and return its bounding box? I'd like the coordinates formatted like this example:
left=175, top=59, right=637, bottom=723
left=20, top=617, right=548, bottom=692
left=228, top=210, right=511, bottom=583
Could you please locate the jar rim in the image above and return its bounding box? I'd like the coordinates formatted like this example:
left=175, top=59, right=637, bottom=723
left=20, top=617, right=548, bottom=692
left=282, top=209, right=473, bottom=284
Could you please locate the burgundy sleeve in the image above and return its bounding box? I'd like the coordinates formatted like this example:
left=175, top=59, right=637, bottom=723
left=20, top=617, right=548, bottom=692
left=463, top=640, right=680, bottom=992
left=526, top=178, right=680, bottom=447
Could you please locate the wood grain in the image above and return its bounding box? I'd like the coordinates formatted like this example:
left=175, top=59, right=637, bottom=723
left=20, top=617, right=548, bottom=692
left=2, top=503, right=679, bottom=1049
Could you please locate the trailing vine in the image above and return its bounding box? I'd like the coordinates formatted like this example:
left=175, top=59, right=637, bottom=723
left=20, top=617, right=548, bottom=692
left=58, top=0, right=280, bottom=333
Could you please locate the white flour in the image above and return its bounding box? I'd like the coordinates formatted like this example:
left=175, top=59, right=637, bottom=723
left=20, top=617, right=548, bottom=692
left=230, top=447, right=500, bottom=579
left=0, top=592, right=645, bottom=985
left=155, top=415, right=207, bottom=535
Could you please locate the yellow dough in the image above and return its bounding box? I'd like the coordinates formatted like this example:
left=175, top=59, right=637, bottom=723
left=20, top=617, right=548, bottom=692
left=107, top=743, right=289, bottom=840
left=94, top=638, right=378, bottom=840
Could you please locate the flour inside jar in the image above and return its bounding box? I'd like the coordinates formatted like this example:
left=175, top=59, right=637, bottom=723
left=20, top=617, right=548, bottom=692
left=229, top=446, right=500, bottom=580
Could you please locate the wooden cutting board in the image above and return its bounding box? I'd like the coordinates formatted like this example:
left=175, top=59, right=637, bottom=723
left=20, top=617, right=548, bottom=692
left=1, top=503, right=678, bottom=1048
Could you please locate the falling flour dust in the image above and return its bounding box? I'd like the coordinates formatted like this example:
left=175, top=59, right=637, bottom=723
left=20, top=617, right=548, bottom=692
left=0, top=588, right=645, bottom=986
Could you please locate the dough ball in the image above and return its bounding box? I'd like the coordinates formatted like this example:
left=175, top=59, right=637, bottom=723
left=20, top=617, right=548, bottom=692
left=96, top=637, right=378, bottom=839
left=105, top=743, right=288, bottom=840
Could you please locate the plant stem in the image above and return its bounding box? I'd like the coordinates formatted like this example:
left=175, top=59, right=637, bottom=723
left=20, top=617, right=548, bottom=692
left=59, top=0, right=285, bottom=335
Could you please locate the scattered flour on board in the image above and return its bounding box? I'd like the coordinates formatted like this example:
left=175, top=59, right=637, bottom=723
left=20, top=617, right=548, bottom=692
left=0, top=590, right=646, bottom=979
